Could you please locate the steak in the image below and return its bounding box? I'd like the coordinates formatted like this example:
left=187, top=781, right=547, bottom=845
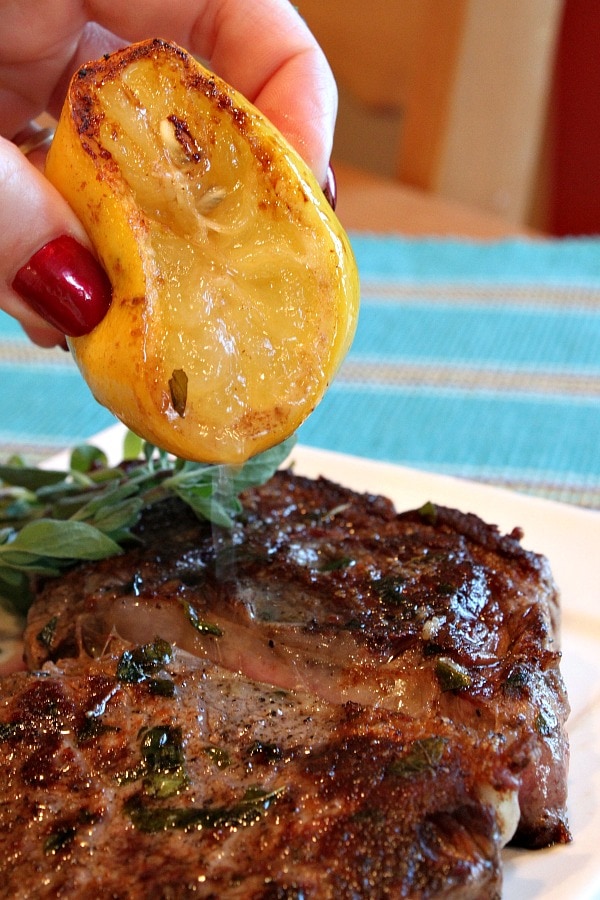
left=0, top=470, right=570, bottom=898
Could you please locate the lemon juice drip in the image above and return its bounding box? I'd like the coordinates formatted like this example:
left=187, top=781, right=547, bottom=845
left=211, top=465, right=238, bottom=582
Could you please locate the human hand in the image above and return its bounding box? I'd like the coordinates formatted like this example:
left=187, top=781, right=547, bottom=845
left=0, top=0, right=337, bottom=346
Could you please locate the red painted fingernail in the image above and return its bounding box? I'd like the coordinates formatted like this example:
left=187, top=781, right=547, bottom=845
left=12, top=235, right=112, bottom=337
left=323, top=165, right=337, bottom=210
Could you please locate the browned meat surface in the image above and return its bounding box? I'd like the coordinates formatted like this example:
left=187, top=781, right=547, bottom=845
left=0, top=471, right=570, bottom=897
left=0, top=647, right=519, bottom=899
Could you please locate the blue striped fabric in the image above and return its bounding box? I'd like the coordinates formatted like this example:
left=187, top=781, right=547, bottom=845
left=0, top=346, right=115, bottom=458
left=1, top=236, right=599, bottom=508
left=298, top=237, right=600, bottom=508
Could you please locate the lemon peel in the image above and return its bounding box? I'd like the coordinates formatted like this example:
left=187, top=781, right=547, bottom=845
left=46, top=39, right=359, bottom=464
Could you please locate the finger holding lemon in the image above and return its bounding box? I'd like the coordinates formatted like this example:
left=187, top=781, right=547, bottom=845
left=2, top=0, right=338, bottom=350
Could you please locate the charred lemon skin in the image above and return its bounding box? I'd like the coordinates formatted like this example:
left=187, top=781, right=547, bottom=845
left=45, top=39, right=359, bottom=463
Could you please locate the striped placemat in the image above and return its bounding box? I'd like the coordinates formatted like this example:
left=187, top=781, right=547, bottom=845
left=0, top=314, right=115, bottom=462
left=298, top=236, right=600, bottom=509
left=1, top=236, right=599, bottom=509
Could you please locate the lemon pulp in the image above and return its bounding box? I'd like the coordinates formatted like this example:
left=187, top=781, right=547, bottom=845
left=46, top=40, right=359, bottom=463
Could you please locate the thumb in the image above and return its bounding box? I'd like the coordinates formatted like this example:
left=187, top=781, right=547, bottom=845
left=1, top=135, right=111, bottom=347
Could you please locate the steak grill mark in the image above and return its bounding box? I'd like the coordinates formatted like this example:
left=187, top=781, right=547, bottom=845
left=1, top=471, right=570, bottom=898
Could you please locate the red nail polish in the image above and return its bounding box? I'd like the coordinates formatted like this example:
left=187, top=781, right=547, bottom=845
left=12, top=235, right=112, bottom=337
left=323, top=165, right=337, bottom=211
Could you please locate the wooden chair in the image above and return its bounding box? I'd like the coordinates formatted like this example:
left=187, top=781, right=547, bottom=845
left=296, top=0, right=563, bottom=227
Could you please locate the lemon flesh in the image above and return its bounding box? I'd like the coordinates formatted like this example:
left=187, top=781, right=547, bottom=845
left=45, top=39, right=359, bottom=464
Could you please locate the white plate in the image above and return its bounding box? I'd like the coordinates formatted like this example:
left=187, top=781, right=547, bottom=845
left=291, top=446, right=600, bottom=900
left=18, top=426, right=600, bottom=897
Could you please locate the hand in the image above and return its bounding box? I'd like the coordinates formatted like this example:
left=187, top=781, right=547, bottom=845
left=0, top=0, right=337, bottom=346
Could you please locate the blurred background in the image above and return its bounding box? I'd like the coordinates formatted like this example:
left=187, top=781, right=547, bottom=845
left=296, top=0, right=599, bottom=236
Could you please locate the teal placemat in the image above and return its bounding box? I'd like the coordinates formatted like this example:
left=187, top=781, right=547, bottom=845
left=298, top=236, right=600, bottom=508
left=0, top=342, right=115, bottom=459
left=1, top=236, right=599, bottom=508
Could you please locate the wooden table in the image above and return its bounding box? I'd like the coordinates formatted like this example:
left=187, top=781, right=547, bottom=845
left=334, top=162, right=533, bottom=237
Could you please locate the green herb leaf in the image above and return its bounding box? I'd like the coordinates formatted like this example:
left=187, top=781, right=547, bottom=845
left=123, top=430, right=144, bottom=460
left=44, top=825, right=77, bottom=855
left=148, top=677, right=176, bottom=697
left=0, top=464, right=67, bottom=491
left=202, top=745, right=231, bottom=768
left=70, top=444, right=108, bottom=473
left=388, top=737, right=447, bottom=778
left=125, top=785, right=284, bottom=833
left=116, top=638, right=173, bottom=684
left=435, top=657, right=472, bottom=692
left=140, top=725, right=188, bottom=798
left=418, top=501, right=438, bottom=525
left=3, top=519, right=121, bottom=560
left=169, top=369, right=188, bottom=417
left=183, top=601, right=223, bottom=636
left=36, top=616, right=59, bottom=649
left=0, top=572, right=33, bottom=616
left=0, top=431, right=295, bottom=616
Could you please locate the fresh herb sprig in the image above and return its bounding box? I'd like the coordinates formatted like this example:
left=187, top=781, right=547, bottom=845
left=0, top=433, right=295, bottom=616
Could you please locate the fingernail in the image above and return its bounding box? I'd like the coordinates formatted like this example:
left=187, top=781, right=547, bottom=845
left=323, top=165, right=337, bottom=210
left=12, top=235, right=112, bottom=337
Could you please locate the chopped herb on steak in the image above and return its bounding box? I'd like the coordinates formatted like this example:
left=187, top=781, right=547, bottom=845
left=0, top=471, right=570, bottom=897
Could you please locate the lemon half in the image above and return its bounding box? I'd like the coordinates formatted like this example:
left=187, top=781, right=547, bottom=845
left=45, top=39, right=359, bottom=464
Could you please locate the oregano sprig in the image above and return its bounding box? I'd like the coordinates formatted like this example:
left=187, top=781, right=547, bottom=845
left=0, top=433, right=295, bottom=615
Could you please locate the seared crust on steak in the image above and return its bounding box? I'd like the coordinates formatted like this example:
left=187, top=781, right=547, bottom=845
left=1, top=649, right=517, bottom=899
left=1, top=471, right=570, bottom=897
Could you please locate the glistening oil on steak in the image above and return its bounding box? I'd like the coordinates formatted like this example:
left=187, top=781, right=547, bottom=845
left=1, top=471, right=570, bottom=898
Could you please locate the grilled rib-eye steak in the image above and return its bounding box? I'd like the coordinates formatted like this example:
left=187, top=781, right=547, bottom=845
left=0, top=470, right=570, bottom=898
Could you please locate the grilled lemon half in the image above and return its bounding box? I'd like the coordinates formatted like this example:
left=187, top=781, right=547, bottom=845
left=46, top=38, right=359, bottom=463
